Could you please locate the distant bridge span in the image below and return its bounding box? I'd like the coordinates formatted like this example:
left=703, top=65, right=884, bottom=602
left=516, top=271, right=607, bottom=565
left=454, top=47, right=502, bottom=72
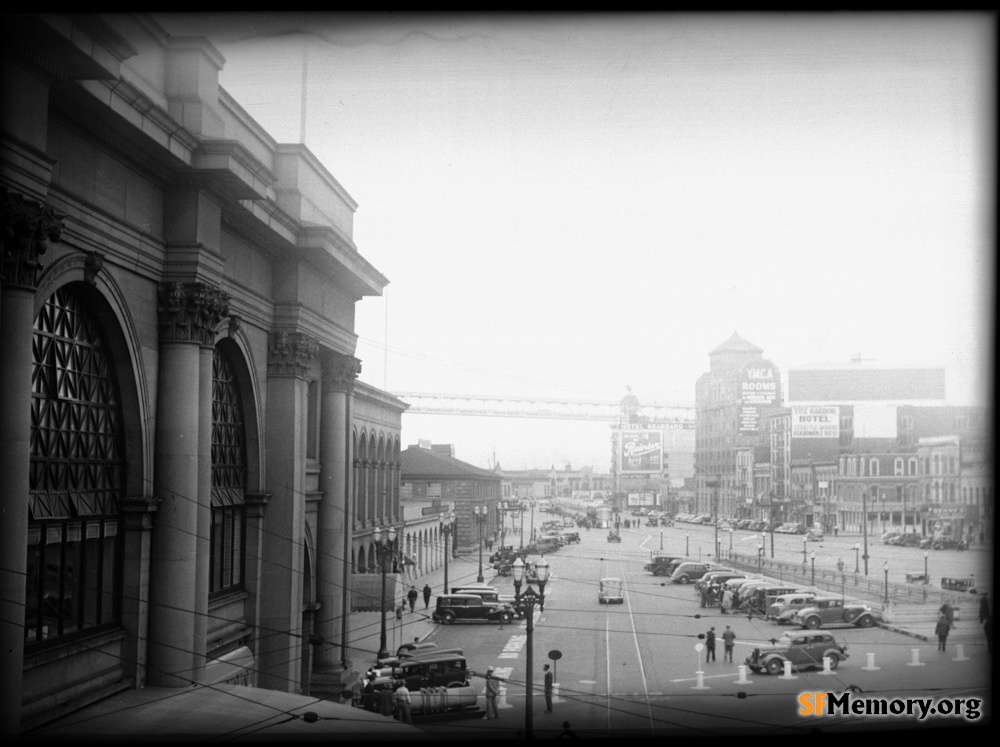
left=392, top=392, right=696, bottom=426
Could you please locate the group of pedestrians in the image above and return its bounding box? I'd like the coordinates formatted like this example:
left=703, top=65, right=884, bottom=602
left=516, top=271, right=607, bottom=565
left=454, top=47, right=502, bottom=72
left=934, top=593, right=992, bottom=654
left=704, top=625, right=737, bottom=663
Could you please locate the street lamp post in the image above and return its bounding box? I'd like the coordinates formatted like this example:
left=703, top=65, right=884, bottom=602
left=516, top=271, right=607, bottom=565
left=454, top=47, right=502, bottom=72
left=519, top=500, right=525, bottom=549
left=441, top=511, right=455, bottom=594
left=923, top=551, right=929, bottom=583
left=729, top=528, right=734, bottom=552
left=810, top=552, right=816, bottom=586
left=660, top=529, right=663, bottom=551
left=883, top=561, right=890, bottom=605
left=854, top=542, right=860, bottom=574
left=862, top=488, right=871, bottom=576
left=513, top=556, right=550, bottom=740
left=757, top=543, right=763, bottom=569
left=474, top=505, right=487, bottom=583
left=802, top=535, right=807, bottom=564
left=685, top=533, right=690, bottom=556
left=373, top=525, right=397, bottom=660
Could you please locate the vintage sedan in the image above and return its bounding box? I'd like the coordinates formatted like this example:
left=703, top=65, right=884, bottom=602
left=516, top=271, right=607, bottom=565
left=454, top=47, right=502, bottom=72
left=607, top=530, right=622, bottom=543
left=793, top=597, right=878, bottom=629
left=746, top=632, right=849, bottom=674
left=768, top=592, right=820, bottom=623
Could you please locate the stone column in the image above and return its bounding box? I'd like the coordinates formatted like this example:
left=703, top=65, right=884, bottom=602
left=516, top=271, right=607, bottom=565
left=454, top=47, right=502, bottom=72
left=312, top=352, right=360, bottom=694
left=259, top=331, right=317, bottom=692
left=147, top=281, right=228, bottom=687
left=243, top=491, right=270, bottom=686
left=120, top=496, right=161, bottom=688
left=0, top=189, right=62, bottom=734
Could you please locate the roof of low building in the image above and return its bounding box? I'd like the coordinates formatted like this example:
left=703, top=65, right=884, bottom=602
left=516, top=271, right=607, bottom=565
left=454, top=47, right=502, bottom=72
left=400, top=444, right=500, bottom=481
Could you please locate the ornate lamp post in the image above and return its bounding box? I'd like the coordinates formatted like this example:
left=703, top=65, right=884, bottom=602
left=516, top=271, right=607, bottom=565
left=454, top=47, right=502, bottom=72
left=810, top=551, right=816, bottom=586
left=372, top=525, right=397, bottom=660
left=854, top=542, right=860, bottom=574
left=685, top=533, right=690, bottom=556
left=802, top=535, right=808, bottom=564
left=440, top=511, right=455, bottom=594
left=474, top=505, right=487, bottom=583
left=513, top=555, right=550, bottom=740
left=883, top=561, right=890, bottom=604
left=729, top=527, right=734, bottom=551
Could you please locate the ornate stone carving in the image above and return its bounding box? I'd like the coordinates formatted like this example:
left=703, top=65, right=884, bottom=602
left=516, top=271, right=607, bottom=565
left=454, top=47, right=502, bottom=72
left=321, top=351, right=362, bottom=394
left=84, top=251, right=104, bottom=285
left=228, top=314, right=242, bottom=339
left=268, top=330, right=319, bottom=378
left=157, top=281, right=230, bottom=345
left=1, top=188, right=65, bottom=289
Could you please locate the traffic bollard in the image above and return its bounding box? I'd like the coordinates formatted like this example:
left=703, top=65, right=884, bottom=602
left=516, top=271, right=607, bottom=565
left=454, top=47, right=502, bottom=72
left=779, top=660, right=797, bottom=679
left=734, top=665, right=751, bottom=684
left=553, top=682, right=565, bottom=703
left=862, top=652, right=880, bottom=671
left=498, top=685, right=512, bottom=709
left=906, top=648, right=925, bottom=667
left=692, top=670, right=709, bottom=690
left=820, top=656, right=835, bottom=675
left=952, top=644, right=969, bottom=662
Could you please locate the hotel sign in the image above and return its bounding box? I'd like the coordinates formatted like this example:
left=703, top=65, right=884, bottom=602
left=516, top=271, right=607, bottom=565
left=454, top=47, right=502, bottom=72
left=791, top=405, right=840, bottom=438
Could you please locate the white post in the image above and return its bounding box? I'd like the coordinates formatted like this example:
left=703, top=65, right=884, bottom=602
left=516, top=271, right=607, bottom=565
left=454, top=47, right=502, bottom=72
left=498, top=685, right=512, bottom=709
left=553, top=682, right=565, bottom=703
left=862, top=652, right=880, bottom=671
left=779, top=660, right=797, bottom=679
left=820, top=656, right=835, bottom=675
left=693, top=670, right=709, bottom=690
left=906, top=648, right=925, bottom=667
left=734, top=665, right=751, bottom=684
left=952, top=644, right=969, bottom=662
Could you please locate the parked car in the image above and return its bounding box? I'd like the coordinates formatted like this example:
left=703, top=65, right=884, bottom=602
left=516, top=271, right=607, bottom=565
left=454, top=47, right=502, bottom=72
left=432, top=594, right=515, bottom=625
left=882, top=531, right=903, bottom=545
left=695, top=570, right=742, bottom=593
left=768, top=592, right=820, bottom=623
left=792, top=597, right=878, bottom=629
left=558, top=530, right=581, bottom=544
left=450, top=585, right=525, bottom=618
left=932, top=537, right=968, bottom=550
left=746, top=632, right=849, bottom=674
left=644, top=555, right=684, bottom=576
left=598, top=577, right=625, bottom=604
left=747, top=521, right=765, bottom=532
left=776, top=522, right=806, bottom=534
left=895, top=533, right=922, bottom=547
left=805, top=528, right=823, bottom=541
left=607, top=530, right=622, bottom=543
left=670, top=562, right=722, bottom=585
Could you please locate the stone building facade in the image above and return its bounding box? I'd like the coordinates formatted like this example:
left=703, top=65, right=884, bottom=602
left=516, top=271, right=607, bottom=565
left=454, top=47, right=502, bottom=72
left=1, top=13, right=399, bottom=731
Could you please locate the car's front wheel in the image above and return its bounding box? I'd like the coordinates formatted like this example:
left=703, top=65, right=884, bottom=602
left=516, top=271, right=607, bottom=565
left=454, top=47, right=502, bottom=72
left=856, top=614, right=874, bottom=628
left=676, top=575, right=690, bottom=584
left=766, top=658, right=784, bottom=675
left=804, top=616, right=821, bottom=629
left=826, top=654, right=840, bottom=670
left=500, top=611, right=513, bottom=624
left=441, top=611, right=456, bottom=624
left=654, top=567, right=666, bottom=577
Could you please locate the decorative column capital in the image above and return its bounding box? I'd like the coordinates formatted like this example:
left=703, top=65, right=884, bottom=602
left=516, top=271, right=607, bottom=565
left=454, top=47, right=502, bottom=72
left=157, top=281, right=230, bottom=345
left=321, top=351, right=362, bottom=394
left=268, top=330, right=319, bottom=378
left=1, top=187, right=65, bottom=289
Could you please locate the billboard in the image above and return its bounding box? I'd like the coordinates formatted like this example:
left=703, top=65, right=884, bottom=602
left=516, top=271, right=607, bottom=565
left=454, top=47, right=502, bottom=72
left=791, top=405, right=840, bottom=438
left=738, top=361, right=780, bottom=434
left=619, top=430, right=663, bottom=474
left=627, top=492, right=656, bottom=507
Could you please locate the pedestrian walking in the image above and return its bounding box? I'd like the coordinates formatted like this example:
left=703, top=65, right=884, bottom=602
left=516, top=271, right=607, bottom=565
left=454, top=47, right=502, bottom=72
left=720, top=587, right=730, bottom=615
left=422, top=583, right=432, bottom=609
left=705, top=626, right=716, bottom=663
left=394, top=682, right=412, bottom=724
left=979, top=592, right=990, bottom=624
left=939, top=601, right=955, bottom=628
left=395, top=603, right=404, bottom=621
left=722, top=625, right=736, bottom=662
left=482, top=665, right=504, bottom=719
left=935, top=613, right=951, bottom=652
left=836, top=558, right=845, bottom=573
left=984, top=614, right=992, bottom=655
left=543, top=663, right=554, bottom=713
left=407, top=585, right=419, bottom=612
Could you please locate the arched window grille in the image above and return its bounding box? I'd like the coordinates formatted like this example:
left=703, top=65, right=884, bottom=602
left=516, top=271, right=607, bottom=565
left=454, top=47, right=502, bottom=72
left=27, top=285, right=124, bottom=646
left=211, top=345, right=246, bottom=595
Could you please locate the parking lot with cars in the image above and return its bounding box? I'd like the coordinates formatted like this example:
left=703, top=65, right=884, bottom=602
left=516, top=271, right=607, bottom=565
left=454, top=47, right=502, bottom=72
left=395, top=512, right=989, bottom=738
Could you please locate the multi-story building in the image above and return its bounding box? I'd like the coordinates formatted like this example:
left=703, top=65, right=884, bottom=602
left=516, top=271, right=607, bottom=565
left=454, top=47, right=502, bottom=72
left=695, top=332, right=783, bottom=520
left=2, top=13, right=405, bottom=730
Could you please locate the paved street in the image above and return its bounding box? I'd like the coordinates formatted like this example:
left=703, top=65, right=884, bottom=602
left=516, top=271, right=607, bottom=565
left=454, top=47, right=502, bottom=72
left=406, top=519, right=990, bottom=739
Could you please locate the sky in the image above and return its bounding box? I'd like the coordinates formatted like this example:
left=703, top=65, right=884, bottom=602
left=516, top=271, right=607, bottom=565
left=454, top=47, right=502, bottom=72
left=155, top=12, right=994, bottom=471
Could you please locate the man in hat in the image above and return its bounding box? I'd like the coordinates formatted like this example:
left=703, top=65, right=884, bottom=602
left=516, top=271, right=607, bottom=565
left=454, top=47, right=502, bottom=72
left=483, top=665, right=503, bottom=719
left=407, top=585, right=419, bottom=612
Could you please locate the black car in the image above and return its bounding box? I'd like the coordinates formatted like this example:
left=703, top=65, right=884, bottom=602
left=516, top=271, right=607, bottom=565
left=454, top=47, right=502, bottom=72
left=432, top=594, right=515, bottom=624
left=746, top=632, right=848, bottom=674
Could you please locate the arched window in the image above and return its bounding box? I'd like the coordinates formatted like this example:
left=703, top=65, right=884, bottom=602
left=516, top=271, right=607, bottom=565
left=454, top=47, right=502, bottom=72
left=26, top=285, right=125, bottom=646
left=869, top=459, right=879, bottom=477
left=211, top=344, right=246, bottom=596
